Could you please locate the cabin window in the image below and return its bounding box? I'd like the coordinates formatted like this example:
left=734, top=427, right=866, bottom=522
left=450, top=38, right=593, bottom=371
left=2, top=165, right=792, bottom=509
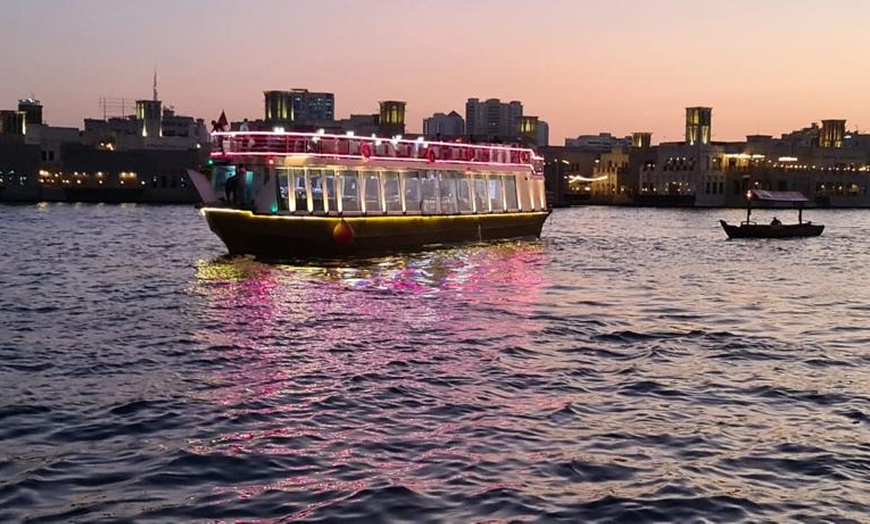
left=290, top=169, right=306, bottom=212
left=384, top=171, right=402, bottom=213
left=277, top=171, right=290, bottom=211
left=340, top=170, right=361, bottom=212
left=489, top=176, right=505, bottom=212
left=307, top=169, right=325, bottom=212
left=363, top=172, right=383, bottom=214
left=439, top=171, right=459, bottom=214
left=456, top=174, right=472, bottom=213
left=421, top=171, right=438, bottom=214
left=323, top=170, right=338, bottom=213
left=403, top=171, right=422, bottom=212
left=504, top=176, right=518, bottom=210
left=473, top=175, right=489, bottom=212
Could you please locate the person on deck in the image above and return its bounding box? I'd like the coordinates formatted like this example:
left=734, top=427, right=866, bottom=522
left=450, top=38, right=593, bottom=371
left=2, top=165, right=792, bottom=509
left=224, top=168, right=240, bottom=206
left=771, top=216, right=782, bottom=226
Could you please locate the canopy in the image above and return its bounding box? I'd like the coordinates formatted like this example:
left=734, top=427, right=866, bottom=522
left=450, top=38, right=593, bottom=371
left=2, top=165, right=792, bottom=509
left=749, top=190, right=809, bottom=202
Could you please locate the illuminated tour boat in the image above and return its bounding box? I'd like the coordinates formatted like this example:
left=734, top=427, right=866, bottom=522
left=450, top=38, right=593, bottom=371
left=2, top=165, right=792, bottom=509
left=195, top=131, right=550, bottom=258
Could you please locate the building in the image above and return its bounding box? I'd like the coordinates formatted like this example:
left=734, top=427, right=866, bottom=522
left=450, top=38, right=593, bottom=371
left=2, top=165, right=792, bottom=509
left=378, top=100, right=406, bottom=137
left=633, top=107, right=870, bottom=207
left=423, top=111, right=465, bottom=139
left=264, top=89, right=335, bottom=129
left=565, top=133, right=632, bottom=152
left=0, top=92, right=208, bottom=204
left=536, top=120, right=549, bottom=147
left=465, top=98, right=523, bottom=142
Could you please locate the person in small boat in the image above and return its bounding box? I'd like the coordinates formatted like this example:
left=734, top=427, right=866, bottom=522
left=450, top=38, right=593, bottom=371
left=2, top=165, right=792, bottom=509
left=771, top=216, right=782, bottom=226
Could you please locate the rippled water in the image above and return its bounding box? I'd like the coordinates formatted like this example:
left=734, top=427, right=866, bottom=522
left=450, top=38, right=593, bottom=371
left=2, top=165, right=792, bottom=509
left=2, top=203, right=870, bottom=522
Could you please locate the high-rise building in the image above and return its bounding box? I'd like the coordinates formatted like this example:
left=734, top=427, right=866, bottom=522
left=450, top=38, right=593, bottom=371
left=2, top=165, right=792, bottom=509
left=465, top=98, right=523, bottom=141
left=264, top=89, right=335, bottom=128
left=685, top=107, right=712, bottom=146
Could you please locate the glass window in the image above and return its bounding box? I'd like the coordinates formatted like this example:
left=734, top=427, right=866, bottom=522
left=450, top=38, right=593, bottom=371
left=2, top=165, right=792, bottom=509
left=504, top=176, right=518, bottom=210
left=439, top=172, right=458, bottom=214
left=384, top=171, right=402, bottom=213
left=308, top=169, right=325, bottom=212
left=278, top=170, right=290, bottom=211
left=291, top=169, right=306, bottom=212
left=340, top=170, right=360, bottom=212
left=421, top=171, right=438, bottom=214
left=404, top=171, right=422, bottom=212
left=364, top=172, right=382, bottom=213
left=473, top=175, right=489, bottom=212
left=456, top=174, right=472, bottom=213
left=489, top=176, right=504, bottom=212
left=323, top=170, right=337, bottom=213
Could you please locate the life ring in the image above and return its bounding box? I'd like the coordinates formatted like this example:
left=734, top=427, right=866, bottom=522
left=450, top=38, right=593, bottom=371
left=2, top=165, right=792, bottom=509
left=426, top=148, right=436, bottom=163
left=360, top=143, right=372, bottom=159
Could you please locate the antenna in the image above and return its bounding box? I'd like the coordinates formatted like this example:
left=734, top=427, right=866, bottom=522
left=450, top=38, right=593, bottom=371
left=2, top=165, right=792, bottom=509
left=153, top=68, right=158, bottom=102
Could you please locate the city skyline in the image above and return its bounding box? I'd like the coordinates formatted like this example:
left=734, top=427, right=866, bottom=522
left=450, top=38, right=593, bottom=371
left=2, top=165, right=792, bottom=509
left=3, top=0, right=869, bottom=143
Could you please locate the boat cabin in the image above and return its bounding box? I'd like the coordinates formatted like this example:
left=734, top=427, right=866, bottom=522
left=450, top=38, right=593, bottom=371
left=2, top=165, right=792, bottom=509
left=208, top=131, right=547, bottom=217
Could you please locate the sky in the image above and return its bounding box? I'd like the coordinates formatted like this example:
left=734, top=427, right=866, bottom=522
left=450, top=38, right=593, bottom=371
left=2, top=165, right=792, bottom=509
left=2, top=0, right=869, bottom=144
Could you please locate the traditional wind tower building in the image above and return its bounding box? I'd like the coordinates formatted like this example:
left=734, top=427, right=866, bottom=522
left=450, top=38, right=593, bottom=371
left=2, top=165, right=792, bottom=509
left=378, top=100, right=406, bottom=137
left=685, top=106, right=712, bottom=146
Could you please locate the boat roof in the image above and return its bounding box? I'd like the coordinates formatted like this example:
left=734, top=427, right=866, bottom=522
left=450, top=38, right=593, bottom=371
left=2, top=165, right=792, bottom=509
left=749, top=189, right=810, bottom=202
left=210, top=131, right=543, bottom=176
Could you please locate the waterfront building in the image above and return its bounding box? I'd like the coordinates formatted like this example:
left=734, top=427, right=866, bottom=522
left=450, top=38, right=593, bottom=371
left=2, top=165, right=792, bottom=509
left=588, top=132, right=655, bottom=205
left=465, top=98, right=523, bottom=142
left=0, top=91, right=208, bottom=204
left=422, top=111, right=465, bottom=139
left=538, top=145, right=600, bottom=206
left=632, top=107, right=870, bottom=208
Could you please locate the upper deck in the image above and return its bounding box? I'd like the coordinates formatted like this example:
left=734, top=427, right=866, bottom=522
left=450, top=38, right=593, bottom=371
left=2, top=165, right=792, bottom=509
left=211, top=131, right=544, bottom=177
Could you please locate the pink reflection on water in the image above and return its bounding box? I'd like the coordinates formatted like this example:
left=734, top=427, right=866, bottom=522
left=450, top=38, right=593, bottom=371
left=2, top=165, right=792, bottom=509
left=187, top=243, right=555, bottom=502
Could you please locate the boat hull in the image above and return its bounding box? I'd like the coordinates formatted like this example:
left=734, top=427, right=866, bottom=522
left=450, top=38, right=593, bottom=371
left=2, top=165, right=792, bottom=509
left=203, top=208, right=551, bottom=258
left=719, top=220, right=824, bottom=239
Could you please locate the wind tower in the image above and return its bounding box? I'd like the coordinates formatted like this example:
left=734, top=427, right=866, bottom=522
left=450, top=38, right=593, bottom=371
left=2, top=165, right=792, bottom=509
left=137, top=71, right=162, bottom=138
left=685, top=107, right=712, bottom=146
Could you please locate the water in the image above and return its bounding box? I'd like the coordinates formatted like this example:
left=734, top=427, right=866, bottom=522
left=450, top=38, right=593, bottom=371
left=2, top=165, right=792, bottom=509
left=1, top=203, right=869, bottom=522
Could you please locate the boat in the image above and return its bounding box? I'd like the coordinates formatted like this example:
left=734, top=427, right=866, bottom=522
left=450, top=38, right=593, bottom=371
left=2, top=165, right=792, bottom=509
left=719, top=189, right=824, bottom=239
left=191, top=131, right=550, bottom=258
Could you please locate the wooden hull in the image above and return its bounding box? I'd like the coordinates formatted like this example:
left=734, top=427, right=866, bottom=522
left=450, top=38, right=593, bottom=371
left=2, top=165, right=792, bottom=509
left=203, top=208, right=551, bottom=259
left=720, top=220, right=824, bottom=239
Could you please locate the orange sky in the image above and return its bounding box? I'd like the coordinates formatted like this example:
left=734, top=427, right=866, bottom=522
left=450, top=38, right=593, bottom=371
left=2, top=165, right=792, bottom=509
left=2, top=0, right=869, bottom=144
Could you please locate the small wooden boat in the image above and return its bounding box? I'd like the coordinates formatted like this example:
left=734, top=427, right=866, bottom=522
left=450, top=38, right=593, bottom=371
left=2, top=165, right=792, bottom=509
left=720, top=189, right=824, bottom=239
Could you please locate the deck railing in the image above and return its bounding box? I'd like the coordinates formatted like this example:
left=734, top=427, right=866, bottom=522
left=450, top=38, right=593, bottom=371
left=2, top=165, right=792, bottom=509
left=211, top=131, right=543, bottom=172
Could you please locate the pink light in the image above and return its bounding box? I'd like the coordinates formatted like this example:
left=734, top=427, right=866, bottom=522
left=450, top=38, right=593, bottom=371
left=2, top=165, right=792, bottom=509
left=211, top=131, right=540, bottom=169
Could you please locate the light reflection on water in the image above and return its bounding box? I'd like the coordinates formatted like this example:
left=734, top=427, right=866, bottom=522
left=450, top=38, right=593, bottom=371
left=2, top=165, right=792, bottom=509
left=2, top=203, right=870, bottom=522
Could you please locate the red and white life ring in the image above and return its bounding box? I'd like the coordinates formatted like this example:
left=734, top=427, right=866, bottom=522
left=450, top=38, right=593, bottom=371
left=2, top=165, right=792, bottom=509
left=360, top=143, right=372, bottom=159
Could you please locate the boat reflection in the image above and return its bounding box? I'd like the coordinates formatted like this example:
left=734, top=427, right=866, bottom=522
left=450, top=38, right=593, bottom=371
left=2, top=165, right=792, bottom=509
left=186, top=241, right=552, bottom=507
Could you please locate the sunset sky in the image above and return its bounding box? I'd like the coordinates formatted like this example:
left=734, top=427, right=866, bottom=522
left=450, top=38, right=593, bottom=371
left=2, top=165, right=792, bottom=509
left=3, top=0, right=869, bottom=144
